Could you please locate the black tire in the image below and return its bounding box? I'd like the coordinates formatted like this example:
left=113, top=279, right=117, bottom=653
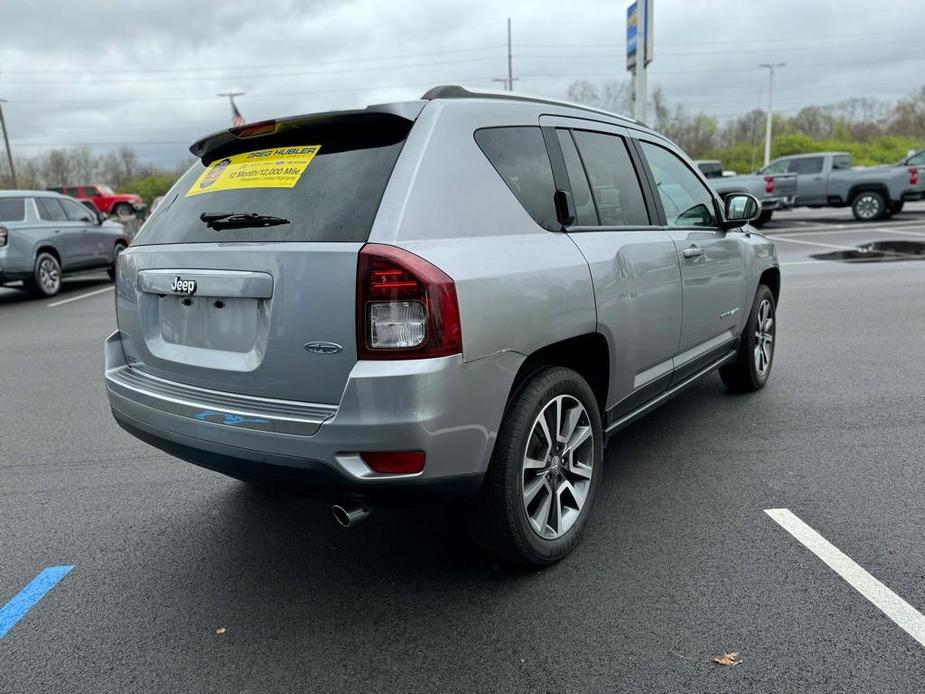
left=720, top=285, right=776, bottom=393
left=107, top=242, right=126, bottom=280
left=889, top=201, right=904, bottom=215
left=752, top=209, right=773, bottom=228
left=468, top=366, right=603, bottom=567
left=113, top=203, right=133, bottom=218
left=851, top=191, right=887, bottom=222
left=26, top=252, right=62, bottom=297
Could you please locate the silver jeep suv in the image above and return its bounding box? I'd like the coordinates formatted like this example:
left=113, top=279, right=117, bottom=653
left=105, top=86, right=779, bottom=566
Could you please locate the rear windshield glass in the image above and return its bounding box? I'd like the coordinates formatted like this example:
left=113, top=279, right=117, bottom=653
left=133, top=117, right=410, bottom=246
left=0, top=198, right=25, bottom=222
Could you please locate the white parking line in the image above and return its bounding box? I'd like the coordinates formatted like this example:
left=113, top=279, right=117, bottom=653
left=765, top=235, right=854, bottom=251
left=872, top=227, right=925, bottom=238
left=765, top=509, right=925, bottom=648
left=47, top=286, right=113, bottom=308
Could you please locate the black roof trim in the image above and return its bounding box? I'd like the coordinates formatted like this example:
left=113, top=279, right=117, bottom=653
left=420, top=85, right=641, bottom=126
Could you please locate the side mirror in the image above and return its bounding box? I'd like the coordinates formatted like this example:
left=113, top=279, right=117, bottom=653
left=723, top=193, right=761, bottom=230
left=97, top=211, right=109, bottom=224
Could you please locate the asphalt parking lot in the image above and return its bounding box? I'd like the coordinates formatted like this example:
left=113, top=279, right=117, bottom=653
left=1, top=203, right=924, bottom=692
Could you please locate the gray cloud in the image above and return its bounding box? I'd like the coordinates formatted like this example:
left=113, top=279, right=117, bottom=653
left=0, top=0, right=922, bottom=167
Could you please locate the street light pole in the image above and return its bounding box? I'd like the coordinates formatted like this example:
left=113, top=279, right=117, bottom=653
left=758, top=63, right=785, bottom=167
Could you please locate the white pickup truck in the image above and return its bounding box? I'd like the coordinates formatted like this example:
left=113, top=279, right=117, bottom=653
left=758, top=151, right=924, bottom=221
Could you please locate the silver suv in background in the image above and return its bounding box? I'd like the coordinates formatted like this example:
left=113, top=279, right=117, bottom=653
left=0, top=190, right=129, bottom=297
left=105, top=86, right=779, bottom=566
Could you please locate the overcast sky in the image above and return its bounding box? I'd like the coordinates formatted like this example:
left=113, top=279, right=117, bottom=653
left=0, top=0, right=922, bottom=167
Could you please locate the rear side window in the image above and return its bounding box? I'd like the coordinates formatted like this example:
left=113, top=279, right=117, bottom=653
left=36, top=197, right=68, bottom=222
left=556, top=130, right=598, bottom=226
left=572, top=130, right=649, bottom=227
left=909, top=152, right=925, bottom=166
left=133, top=117, right=410, bottom=246
left=0, top=198, right=25, bottom=221
left=762, top=160, right=789, bottom=175
left=474, top=127, right=558, bottom=230
left=698, top=162, right=723, bottom=179
left=790, top=157, right=824, bottom=174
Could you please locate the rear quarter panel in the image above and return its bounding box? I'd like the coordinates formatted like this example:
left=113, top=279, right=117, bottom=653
left=371, top=100, right=597, bottom=364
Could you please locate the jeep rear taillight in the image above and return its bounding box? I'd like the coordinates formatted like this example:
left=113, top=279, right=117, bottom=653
left=356, top=244, right=461, bottom=360
left=764, top=176, right=774, bottom=195
left=0, top=224, right=8, bottom=248
left=909, top=167, right=918, bottom=186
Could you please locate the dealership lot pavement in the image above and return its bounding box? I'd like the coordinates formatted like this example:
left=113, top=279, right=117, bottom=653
left=1, top=204, right=924, bottom=692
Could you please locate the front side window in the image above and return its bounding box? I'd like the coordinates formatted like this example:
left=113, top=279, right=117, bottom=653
left=82, top=186, right=99, bottom=196
left=790, top=157, right=825, bottom=174
left=0, top=198, right=26, bottom=222
left=571, top=130, right=649, bottom=227
left=640, top=141, right=717, bottom=228
left=832, top=156, right=851, bottom=171
left=474, top=126, right=558, bottom=230
left=62, top=198, right=95, bottom=222
left=36, top=197, right=68, bottom=222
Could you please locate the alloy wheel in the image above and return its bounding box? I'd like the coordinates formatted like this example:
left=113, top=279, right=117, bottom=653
left=856, top=194, right=880, bottom=220
left=39, top=257, right=60, bottom=294
left=521, top=394, right=594, bottom=540
left=754, top=298, right=774, bottom=377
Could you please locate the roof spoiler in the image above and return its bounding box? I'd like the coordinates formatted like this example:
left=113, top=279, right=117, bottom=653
left=189, top=101, right=426, bottom=163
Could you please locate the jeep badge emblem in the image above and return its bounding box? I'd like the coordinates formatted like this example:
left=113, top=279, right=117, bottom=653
left=170, top=277, right=197, bottom=295
left=304, top=341, right=343, bottom=355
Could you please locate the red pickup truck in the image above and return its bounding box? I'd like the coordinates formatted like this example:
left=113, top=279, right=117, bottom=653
left=46, top=184, right=144, bottom=217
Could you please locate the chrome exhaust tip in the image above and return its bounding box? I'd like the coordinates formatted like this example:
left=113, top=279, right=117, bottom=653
left=332, top=503, right=371, bottom=528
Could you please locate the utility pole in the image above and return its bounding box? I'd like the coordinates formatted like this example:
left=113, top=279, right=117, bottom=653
left=0, top=98, right=16, bottom=189
left=492, top=18, right=517, bottom=91
left=506, top=17, right=513, bottom=91
left=758, top=63, right=785, bottom=167
left=217, top=92, right=245, bottom=126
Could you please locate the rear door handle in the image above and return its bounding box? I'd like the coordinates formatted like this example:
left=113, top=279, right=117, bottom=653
left=682, top=246, right=704, bottom=259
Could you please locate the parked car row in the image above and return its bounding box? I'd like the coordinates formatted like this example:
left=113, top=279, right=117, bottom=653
left=0, top=190, right=129, bottom=296
left=697, top=151, right=925, bottom=224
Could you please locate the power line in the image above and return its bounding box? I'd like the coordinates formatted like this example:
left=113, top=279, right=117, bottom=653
left=0, top=45, right=507, bottom=75
left=0, top=55, right=506, bottom=86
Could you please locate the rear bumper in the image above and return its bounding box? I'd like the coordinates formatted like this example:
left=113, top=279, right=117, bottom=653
left=901, top=190, right=923, bottom=202
left=105, top=331, right=522, bottom=503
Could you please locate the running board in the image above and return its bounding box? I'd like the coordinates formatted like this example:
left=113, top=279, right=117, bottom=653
left=604, top=349, right=738, bottom=437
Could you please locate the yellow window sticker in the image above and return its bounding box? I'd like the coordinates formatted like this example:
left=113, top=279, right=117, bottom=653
left=186, top=146, right=321, bottom=197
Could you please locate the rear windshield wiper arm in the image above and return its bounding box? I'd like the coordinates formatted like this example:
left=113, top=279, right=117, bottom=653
left=200, top=212, right=290, bottom=230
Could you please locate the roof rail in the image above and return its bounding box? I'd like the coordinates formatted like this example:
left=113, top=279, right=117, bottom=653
left=420, top=85, right=642, bottom=126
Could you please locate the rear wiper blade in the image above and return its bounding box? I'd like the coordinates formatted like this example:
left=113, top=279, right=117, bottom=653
left=200, top=212, right=290, bottom=230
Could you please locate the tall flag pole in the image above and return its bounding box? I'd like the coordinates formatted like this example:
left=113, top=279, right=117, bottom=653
left=217, top=92, right=245, bottom=127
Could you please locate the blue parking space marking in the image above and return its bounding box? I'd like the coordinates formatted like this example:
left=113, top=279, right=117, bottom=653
left=0, top=565, right=74, bottom=639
